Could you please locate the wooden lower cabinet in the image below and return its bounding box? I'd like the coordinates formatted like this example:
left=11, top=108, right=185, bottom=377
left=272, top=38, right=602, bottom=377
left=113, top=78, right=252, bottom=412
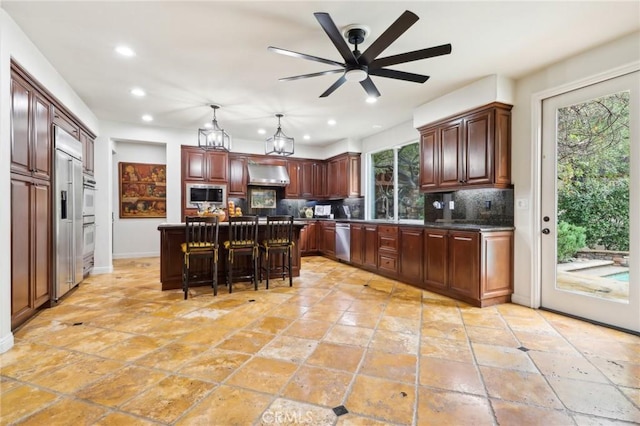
left=344, top=222, right=513, bottom=307
left=300, top=221, right=319, bottom=256
left=448, top=231, right=480, bottom=300
left=423, top=228, right=513, bottom=307
left=350, top=223, right=364, bottom=265
left=424, top=229, right=448, bottom=290
left=320, top=221, right=335, bottom=257
left=363, top=225, right=378, bottom=269
left=11, top=176, right=51, bottom=329
left=399, top=227, right=423, bottom=284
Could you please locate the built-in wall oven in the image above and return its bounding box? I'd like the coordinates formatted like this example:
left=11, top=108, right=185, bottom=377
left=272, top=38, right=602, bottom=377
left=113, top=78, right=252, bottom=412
left=83, top=175, right=96, bottom=276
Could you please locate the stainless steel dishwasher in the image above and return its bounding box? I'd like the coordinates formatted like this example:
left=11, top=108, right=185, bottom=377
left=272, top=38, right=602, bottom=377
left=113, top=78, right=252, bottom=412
left=335, top=222, right=351, bottom=262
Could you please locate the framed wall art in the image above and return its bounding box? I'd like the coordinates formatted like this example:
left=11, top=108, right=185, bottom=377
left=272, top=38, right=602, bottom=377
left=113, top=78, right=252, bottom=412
left=250, top=188, right=276, bottom=209
left=119, top=162, right=167, bottom=218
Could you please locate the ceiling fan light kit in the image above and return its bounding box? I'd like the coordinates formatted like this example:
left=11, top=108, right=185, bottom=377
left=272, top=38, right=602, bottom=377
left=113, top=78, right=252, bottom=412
left=198, top=105, right=231, bottom=151
left=268, top=10, right=452, bottom=98
left=265, top=113, right=294, bottom=156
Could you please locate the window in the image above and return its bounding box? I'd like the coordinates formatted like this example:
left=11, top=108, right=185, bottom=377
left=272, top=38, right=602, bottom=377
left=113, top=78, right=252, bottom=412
left=370, top=142, right=424, bottom=221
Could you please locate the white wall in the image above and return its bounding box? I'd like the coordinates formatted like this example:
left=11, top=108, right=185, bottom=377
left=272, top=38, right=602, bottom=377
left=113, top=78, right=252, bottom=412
left=511, top=31, right=640, bottom=307
left=0, top=10, right=97, bottom=353
left=112, top=141, right=167, bottom=258
left=413, top=74, right=515, bottom=129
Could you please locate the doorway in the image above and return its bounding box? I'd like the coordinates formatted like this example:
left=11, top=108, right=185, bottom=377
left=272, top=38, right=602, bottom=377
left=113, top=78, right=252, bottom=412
left=540, top=71, right=639, bottom=332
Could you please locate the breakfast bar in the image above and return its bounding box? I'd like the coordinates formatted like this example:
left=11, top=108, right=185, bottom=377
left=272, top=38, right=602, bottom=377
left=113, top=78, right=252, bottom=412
left=157, top=221, right=306, bottom=291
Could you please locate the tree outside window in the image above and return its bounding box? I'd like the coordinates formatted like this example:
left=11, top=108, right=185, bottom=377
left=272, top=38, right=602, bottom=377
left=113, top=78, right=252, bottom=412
left=371, top=142, right=424, bottom=221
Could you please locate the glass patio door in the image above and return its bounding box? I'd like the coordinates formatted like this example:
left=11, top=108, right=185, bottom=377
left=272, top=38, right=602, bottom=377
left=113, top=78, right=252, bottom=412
left=540, top=71, right=639, bottom=332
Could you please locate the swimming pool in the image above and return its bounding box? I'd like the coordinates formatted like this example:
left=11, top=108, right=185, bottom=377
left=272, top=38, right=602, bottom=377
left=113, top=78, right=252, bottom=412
left=606, top=271, right=629, bottom=282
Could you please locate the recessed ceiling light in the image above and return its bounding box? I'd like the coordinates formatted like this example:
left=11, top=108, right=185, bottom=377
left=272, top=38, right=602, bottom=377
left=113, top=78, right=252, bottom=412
left=203, top=122, right=213, bottom=129
left=327, top=119, right=336, bottom=126
left=257, top=129, right=266, bottom=135
left=130, top=87, right=146, bottom=97
left=372, top=124, right=382, bottom=129
left=141, top=114, right=153, bottom=122
left=115, top=45, right=136, bottom=57
left=366, top=96, right=377, bottom=104
left=303, top=134, right=310, bottom=140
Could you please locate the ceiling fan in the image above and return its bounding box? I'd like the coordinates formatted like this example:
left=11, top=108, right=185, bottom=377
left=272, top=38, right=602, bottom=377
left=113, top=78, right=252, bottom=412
left=268, top=10, right=452, bottom=98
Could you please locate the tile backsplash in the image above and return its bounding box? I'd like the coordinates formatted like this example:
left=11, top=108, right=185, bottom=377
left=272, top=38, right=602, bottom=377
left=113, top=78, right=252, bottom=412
left=229, top=187, right=365, bottom=220
left=424, top=188, right=514, bottom=226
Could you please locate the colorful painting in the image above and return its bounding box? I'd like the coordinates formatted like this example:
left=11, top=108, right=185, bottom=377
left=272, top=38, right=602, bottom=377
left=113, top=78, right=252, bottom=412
left=119, top=162, right=167, bottom=218
left=250, top=188, right=276, bottom=209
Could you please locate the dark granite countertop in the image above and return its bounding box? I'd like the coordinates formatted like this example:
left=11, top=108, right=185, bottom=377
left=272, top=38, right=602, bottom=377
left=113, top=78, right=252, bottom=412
left=160, top=217, right=514, bottom=232
left=294, top=217, right=514, bottom=232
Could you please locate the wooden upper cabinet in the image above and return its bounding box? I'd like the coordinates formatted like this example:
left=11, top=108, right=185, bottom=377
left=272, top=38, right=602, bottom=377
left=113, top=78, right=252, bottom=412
left=10, top=75, right=31, bottom=177
left=438, top=119, right=464, bottom=189
left=419, top=102, right=512, bottom=192
left=183, top=149, right=206, bottom=181
left=228, top=155, right=247, bottom=197
left=419, top=129, right=438, bottom=191
left=313, top=162, right=327, bottom=199
left=10, top=74, right=52, bottom=180
left=206, top=150, right=228, bottom=182
left=52, top=107, right=80, bottom=139
left=182, top=146, right=228, bottom=183
left=80, top=130, right=95, bottom=176
left=300, top=161, right=314, bottom=199
left=326, top=152, right=360, bottom=199
left=464, top=109, right=493, bottom=185
left=285, top=160, right=301, bottom=198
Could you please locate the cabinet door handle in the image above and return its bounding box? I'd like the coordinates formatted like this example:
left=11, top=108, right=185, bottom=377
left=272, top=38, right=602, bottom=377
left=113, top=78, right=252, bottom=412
left=455, top=237, right=473, bottom=241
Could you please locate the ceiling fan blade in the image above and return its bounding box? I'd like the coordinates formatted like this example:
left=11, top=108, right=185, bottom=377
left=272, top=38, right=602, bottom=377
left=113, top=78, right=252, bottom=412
left=369, top=43, right=452, bottom=69
left=268, top=46, right=344, bottom=68
left=279, top=69, right=344, bottom=82
left=360, top=10, right=419, bottom=65
left=360, top=77, right=381, bottom=98
left=320, top=75, right=347, bottom=98
left=314, top=12, right=357, bottom=64
left=369, top=68, right=430, bottom=83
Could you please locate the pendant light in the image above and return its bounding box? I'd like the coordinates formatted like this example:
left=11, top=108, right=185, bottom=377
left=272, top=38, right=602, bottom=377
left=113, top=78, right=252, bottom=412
left=198, top=105, right=231, bottom=151
left=265, top=113, right=294, bottom=156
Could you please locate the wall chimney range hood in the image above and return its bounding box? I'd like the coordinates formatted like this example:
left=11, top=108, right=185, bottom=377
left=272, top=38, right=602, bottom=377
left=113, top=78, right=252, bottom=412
left=247, top=164, right=290, bottom=186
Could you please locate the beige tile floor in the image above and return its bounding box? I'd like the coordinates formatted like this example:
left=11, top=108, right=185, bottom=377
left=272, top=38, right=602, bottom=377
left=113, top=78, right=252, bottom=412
left=1, top=256, right=639, bottom=425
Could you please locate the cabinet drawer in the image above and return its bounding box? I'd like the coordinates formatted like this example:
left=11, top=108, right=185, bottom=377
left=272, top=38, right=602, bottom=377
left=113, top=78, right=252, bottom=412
left=378, top=253, right=397, bottom=273
left=379, top=235, right=398, bottom=252
left=377, top=225, right=398, bottom=235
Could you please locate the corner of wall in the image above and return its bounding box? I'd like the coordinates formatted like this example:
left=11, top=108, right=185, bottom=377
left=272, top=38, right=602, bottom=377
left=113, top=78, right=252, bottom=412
left=0, top=331, right=15, bottom=354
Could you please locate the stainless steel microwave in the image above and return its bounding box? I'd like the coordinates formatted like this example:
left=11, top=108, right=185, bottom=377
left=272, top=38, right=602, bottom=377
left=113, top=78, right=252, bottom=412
left=185, top=183, right=227, bottom=209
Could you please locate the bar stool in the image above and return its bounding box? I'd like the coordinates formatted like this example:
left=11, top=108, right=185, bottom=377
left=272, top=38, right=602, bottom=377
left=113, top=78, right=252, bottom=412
left=259, top=215, right=294, bottom=289
left=181, top=215, right=220, bottom=299
left=224, top=215, right=259, bottom=293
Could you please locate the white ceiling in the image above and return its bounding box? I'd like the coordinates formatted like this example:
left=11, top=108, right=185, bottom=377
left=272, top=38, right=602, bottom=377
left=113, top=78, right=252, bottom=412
left=3, top=1, right=639, bottom=147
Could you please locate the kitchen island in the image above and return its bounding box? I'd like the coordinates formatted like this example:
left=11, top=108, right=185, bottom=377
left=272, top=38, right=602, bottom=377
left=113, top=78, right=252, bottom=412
left=157, top=221, right=305, bottom=291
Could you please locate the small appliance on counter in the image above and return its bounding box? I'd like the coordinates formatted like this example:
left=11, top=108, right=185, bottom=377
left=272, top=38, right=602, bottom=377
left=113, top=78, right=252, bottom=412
left=314, top=205, right=331, bottom=218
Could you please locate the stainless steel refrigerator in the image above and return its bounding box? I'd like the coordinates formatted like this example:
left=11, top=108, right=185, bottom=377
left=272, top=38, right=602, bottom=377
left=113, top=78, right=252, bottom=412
left=55, top=126, right=84, bottom=300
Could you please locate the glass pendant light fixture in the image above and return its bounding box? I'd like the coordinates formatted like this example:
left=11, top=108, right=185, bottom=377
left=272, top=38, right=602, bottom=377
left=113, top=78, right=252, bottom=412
left=198, top=105, right=231, bottom=151
left=265, top=113, right=294, bottom=156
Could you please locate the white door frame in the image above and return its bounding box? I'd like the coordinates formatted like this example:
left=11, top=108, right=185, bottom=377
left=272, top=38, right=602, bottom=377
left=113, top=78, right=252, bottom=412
left=530, top=62, right=640, bottom=310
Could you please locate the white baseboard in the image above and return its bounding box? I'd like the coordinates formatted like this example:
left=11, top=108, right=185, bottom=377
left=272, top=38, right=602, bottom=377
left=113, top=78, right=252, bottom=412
left=0, top=332, right=15, bottom=354
left=511, top=293, right=534, bottom=308
left=112, top=251, right=159, bottom=259
left=92, top=266, right=114, bottom=275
